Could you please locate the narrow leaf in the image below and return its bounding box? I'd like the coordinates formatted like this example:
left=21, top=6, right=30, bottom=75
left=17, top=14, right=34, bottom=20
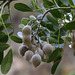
left=47, top=15, right=59, bottom=26
left=1, top=49, right=13, bottom=74
left=65, top=20, right=75, bottom=30
left=2, top=14, right=9, bottom=22
left=68, top=0, right=75, bottom=8
left=50, top=10, right=61, bottom=18
left=43, top=0, right=53, bottom=9
left=14, top=3, right=33, bottom=12
left=11, top=35, right=22, bottom=43
left=0, top=32, right=8, bottom=43
left=0, top=52, right=3, bottom=64
left=21, top=18, right=30, bottom=25
left=66, top=37, right=72, bottom=42
left=0, top=26, right=4, bottom=31
left=47, top=48, right=59, bottom=63
left=51, top=59, right=61, bottom=74
left=0, top=42, right=10, bottom=52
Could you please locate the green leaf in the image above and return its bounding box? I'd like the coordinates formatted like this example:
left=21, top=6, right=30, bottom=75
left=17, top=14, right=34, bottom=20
left=47, top=15, right=59, bottom=26
left=0, top=52, right=3, bottom=65
left=0, top=42, right=10, bottom=52
left=48, top=37, right=58, bottom=43
left=0, top=26, right=4, bottom=31
left=2, top=14, right=9, bottom=22
left=65, top=20, right=75, bottom=30
left=59, top=38, right=64, bottom=44
left=39, top=27, right=50, bottom=37
left=1, top=49, right=13, bottom=74
left=5, top=23, right=11, bottom=28
left=14, top=3, right=33, bottom=12
left=47, top=48, right=59, bottom=63
left=51, top=58, right=61, bottom=74
left=50, top=10, right=61, bottom=18
left=21, top=18, right=30, bottom=25
left=43, top=0, right=53, bottom=9
left=30, top=15, right=36, bottom=20
left=60, top=0, right=68, bottom=6
left=18, top=24, right=25, bottom=31
left=11, top=35, right=22, bottom=43
left=42, top=58, right=46, bottom=62
left=66, top=37, right=72, bottom=42
left=31, top=0, right=38, bottom=9
left=0, top=32, right=8, bottom=43
left=68, top=0, right=75, bottom=8
left=52, top=0, right=63, bottom=6
left=40, top=21, right=55, bottom=31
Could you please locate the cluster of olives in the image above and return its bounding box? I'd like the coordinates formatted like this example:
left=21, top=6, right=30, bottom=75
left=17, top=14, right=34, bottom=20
left=18, top=25, right=54, bottom=67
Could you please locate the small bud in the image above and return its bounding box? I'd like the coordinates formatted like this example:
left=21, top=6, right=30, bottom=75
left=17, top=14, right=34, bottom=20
left=24, top=50, right=33, bottom=62
left=31, top=54, right=41, bottom=68
left=18, top=45, right=28, bottom=56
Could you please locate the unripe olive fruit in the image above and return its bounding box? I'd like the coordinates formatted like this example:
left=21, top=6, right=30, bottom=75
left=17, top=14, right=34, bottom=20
left=24, top=50, right=33, bottom=62
left=23, top=35, right=31, bottom=47
left=22, top=25, right=31, bottom=35
left=29, top=44, right=37, bottom=52
left=42, top=41, right=48, bottom=47
left=31, top=54, right=41, bottom=67
left=18, top=45, right=28, bottom=56
left=35, top=48, right=44, bottom=59
left=43, top=44, right=53, bottom=60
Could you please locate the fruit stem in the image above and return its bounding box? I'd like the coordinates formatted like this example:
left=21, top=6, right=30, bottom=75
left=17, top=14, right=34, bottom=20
left=54, top=0, right=59, bottom=8
left=41, top=7, right=75, bottom=21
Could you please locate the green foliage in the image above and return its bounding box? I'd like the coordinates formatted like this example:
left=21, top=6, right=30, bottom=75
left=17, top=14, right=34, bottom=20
left=11, top=35, right=22, bottom=43
left=51, top=58, right=61, bottom=74
left=47, top=15, right=59, bottom=26
left=2, top=14, right=9, bottom=22
left=0, top=42, right=10, bottom=52
left=47, top=48, right=61, bottom=63
left=68, top=0, right=75, bottom=8
left=0, top=32, right=8, bottom=43
left=1, top=49, right=13, bottom=74
left=0, top=0, right=75, bottom=74
left=0, top=52, right=3, bottom=65
left=66, top=36, right=72, bottom=42
left=65, top=20, right=75, bottom=30
left=43, top=0, right=53, bottom=9
left=14, top=3, right=33, bottom=12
